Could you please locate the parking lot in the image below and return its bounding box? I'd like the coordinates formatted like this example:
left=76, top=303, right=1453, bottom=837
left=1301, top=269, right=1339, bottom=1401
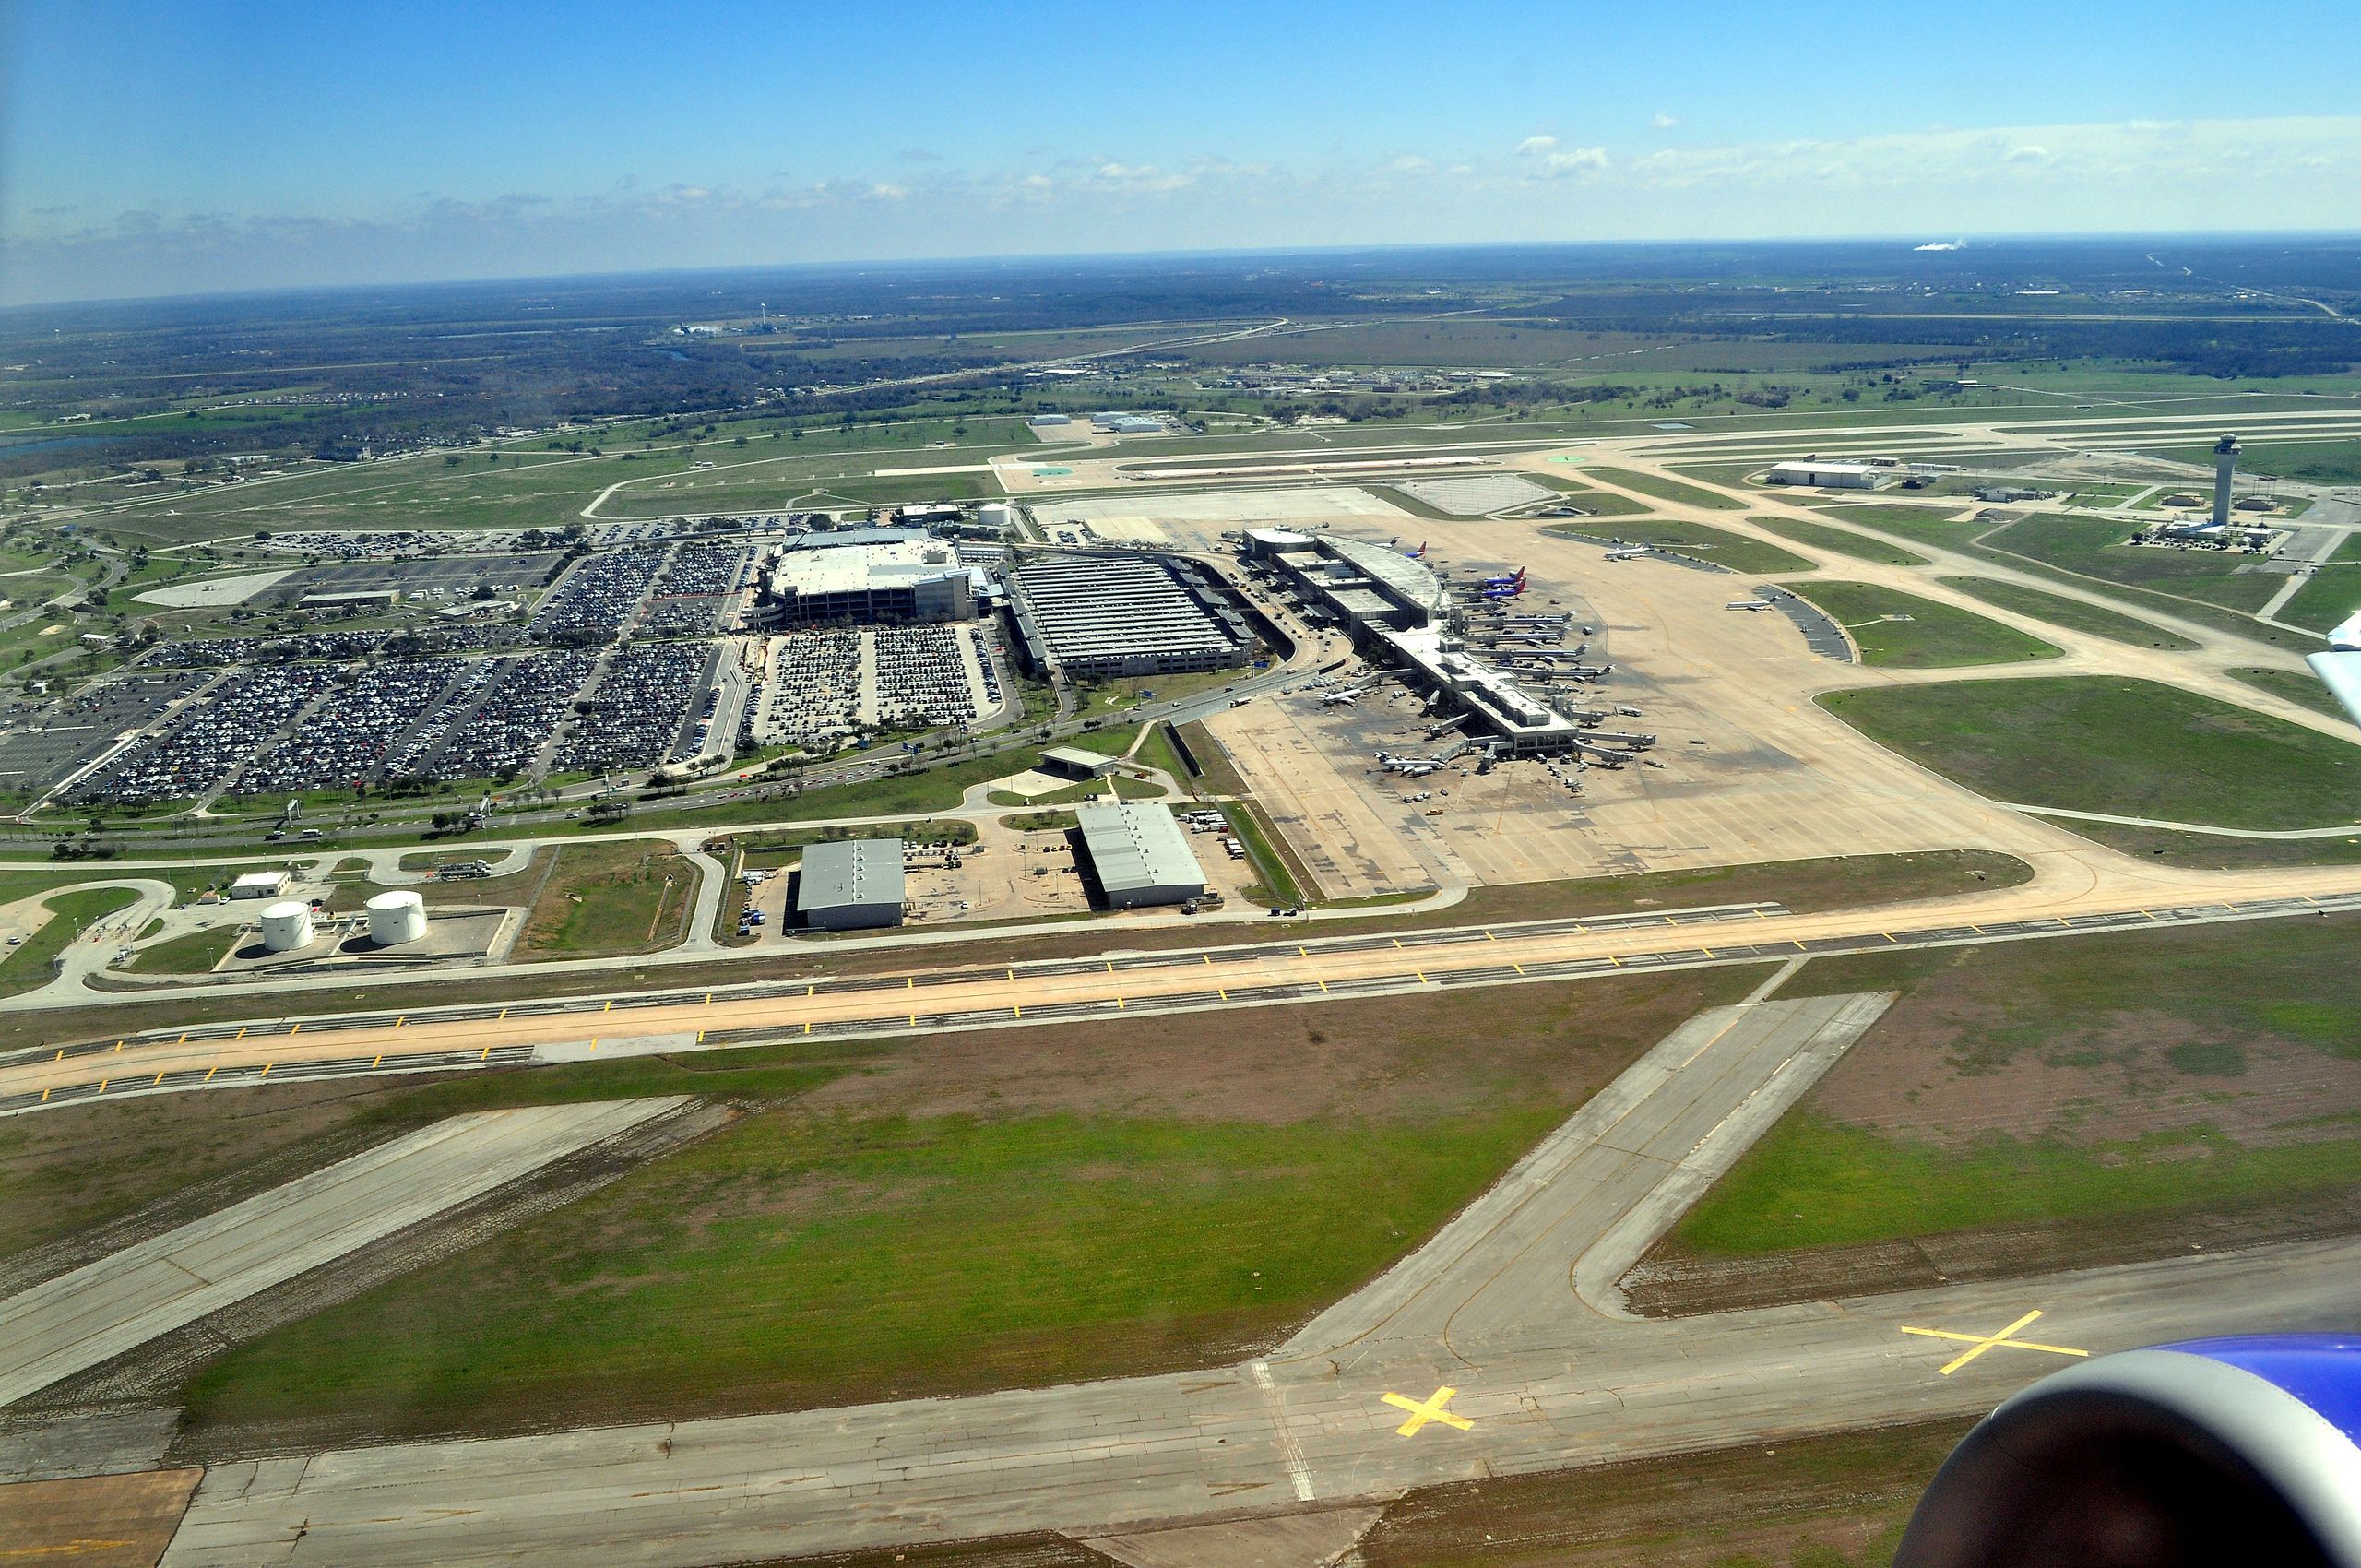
left=0, top=671, right=208, bottom=798
left=551, top=641, right=718, bottom=774
left=528, top=545, right=670, bottom=644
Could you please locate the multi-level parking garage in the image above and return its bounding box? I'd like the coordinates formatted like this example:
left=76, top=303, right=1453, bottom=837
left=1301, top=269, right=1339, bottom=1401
left=1006, top=552, right=1252, bottom=680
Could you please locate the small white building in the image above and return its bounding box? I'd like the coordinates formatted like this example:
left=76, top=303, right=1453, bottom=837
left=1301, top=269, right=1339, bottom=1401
left=229, top=870, right=290, bottom=900
left=1766, top=460, right=1878, bottom=490
left=1075, top=802, right=1206, bottom=909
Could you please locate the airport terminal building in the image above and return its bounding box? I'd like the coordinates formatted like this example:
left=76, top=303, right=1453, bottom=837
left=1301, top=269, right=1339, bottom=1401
left=1242, top=529, right=1594, bottom=756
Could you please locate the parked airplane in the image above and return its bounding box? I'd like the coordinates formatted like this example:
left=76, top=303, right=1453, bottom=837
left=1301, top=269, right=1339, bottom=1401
left=2308, top=605, right=2361, bottom=727
left=1605, top=546, right=1650, bottom=561
left=1726, top=599, right=1773, bottom=611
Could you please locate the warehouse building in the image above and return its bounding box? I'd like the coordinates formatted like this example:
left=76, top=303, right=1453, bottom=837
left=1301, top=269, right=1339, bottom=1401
left=1007, top=553, right=1251, bottom=680
left=1765, top=460, right=1879, bottom=490
left=1074, top=802, right=1205, bottom=909
left=765, top=529, right=978, bottom=624
left=795, top=838, right=906, bottom=930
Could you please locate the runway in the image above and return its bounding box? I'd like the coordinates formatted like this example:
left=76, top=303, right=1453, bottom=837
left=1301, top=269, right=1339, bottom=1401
left=0, top=1099, right=687, bottom=1408
left=152, top=992, right=2361, bottom=1565
left=7, top=854, right=2359, bottom=1118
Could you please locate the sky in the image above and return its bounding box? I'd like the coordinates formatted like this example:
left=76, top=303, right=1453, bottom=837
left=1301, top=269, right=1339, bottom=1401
left=6, top=0, right=2361, bottom=305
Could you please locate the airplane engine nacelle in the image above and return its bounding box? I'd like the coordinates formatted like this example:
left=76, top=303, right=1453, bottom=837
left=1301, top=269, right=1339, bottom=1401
left=1896, top=1336, right=2361, bottom=1568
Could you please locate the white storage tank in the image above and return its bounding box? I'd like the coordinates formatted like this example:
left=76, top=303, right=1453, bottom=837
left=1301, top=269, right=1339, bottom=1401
left=259, top=900, right=314, bottom=953
left=977, top=502, right=1014, bottom=533
left=367, top=888, right=428, bottom=946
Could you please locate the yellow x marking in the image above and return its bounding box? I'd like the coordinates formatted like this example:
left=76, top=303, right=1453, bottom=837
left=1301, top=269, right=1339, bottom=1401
left=1382, top=1385, right=1473, bottom=1437
left=1900, top=1309, right=2088, bottom=1375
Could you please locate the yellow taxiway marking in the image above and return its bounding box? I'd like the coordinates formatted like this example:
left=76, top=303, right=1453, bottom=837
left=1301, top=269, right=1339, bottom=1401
left=52, top=1049, right=61, bottom=1062
left=695, top=1029, right=704, bottom=1043
left=1105, top=960, right=1115, bottom=974
left=1485, top=930, right=1497, bottom=942
left=257, top=1063, right=270, bottom=1081
left=1204, top=953, right=1213, bottom=966
left=152, top=1071, right=163, bottom=1086
left=604, top=999, right=613, bottom=1011
left=1900, top=1309, right=2087, bottom=1375
left=1008, top=968, right=1017, bottom=980
left=1316, top=979, right=1328, bottom=993
left=497, top=1007, right=508, bottom=1021
left=906, top=976, right=915, bottom=990
left=803, top=1021, right=812, bottom=1035
left=289, top=1023, right=300, bottom=1036
left=203, top=1066, right=218, bottom=1082
left=395, top=1016, right=405, bottom=1028
left=98, top=1078, right=108, bottom=1093
left=1012, top=1004, right=1021, bottom=1018
left=38, top=1087, right=47, bottom=1102
left=1298, top=945, right=1309, bottom=957
left=1382, top=1385, right=1473, bottom=1437
left=1883, top=932, right=1899, bottom=944
left=705, top=992, right=712, bottom=1004
left=908, top=1013, right=917, bottom=1027
left=176, top=1032, right=186, bottom=1044
left=234, top=1028, right=247, bottom=1040
left=479, top=1045, right=491, bottom=1061
left=1511, top=963, right=1525, bottom=976
left=1217, top=988, right=1228, bottom=1000
left=371, top=1053, right=382, bottom=1068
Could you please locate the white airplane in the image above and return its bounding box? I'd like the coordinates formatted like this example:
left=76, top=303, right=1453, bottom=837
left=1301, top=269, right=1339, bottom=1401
left=2308, top=605, right=2361, bottom=727
left=1604, top=546, right=1649, bottom=561
left=1726, top=599, right=1774, bottom=612
left=1320, top=689, right=1359, bottom=707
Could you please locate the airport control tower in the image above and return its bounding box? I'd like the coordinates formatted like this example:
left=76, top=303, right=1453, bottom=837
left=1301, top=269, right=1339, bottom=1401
left=2213, top=433, right=2240, bottom=527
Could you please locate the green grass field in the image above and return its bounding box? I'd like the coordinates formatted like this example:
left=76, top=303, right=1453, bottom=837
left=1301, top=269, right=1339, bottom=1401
left=1778, top=582, right=2061, bottom=668
left=1583, top=468, right=1747, bottom=510
left=1986, top=514, right=2283, bottom=612
left=2276, top=566, right=2361, bottom=635
left=1543, top=519, right=1812, bottom=575
left=516, top=841, right=694, bottom=959
left=0, top=885, right=140, bottom=996
left=125, top=924, right=241, bottom=974
left=1756, top=516, right=1931, bottom=566
left=2228, top=665, right=2352, bottom=720
left=1821, top=675, right=2361, bottom=829
left=1676, top=916, right=2361, bottom=1256
left=1937, top=576, right=2201, bottom=649
left=172, top=969, right=1760, bottom=1443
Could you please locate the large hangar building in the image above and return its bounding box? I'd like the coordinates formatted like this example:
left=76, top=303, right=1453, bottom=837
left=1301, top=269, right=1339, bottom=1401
left=795, top=838, right=907, bottom=930
left=1074, top=802, right=1206, bottom=909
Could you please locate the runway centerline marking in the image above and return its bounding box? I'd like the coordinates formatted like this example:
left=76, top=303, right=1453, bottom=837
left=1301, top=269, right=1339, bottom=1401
left=1900, top=1308, right=2088, bottom=1375
left=1382, top=1385, right=1473, bottom=1437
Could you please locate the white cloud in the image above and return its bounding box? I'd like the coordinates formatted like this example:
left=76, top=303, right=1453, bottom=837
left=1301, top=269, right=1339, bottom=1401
left=1514, top=134, right=1559, bottom=156
left=1536, top=147, right=1609, bottom=177
left=2007, top=145, right=2051, bottom=163
left=1652, top=112, right=1679, bottom=129
left=1914, top=240, right=1966, bottom=251
left=1393, top=154, right=1433, bottom=173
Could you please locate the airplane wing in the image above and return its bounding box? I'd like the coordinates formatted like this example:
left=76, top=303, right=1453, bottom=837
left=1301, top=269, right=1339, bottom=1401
left=2306, top=607, right=2361, bottom=729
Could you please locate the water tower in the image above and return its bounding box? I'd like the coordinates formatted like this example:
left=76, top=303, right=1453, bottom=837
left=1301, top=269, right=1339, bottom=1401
left=2212, top=434, right=2240, bottom=527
